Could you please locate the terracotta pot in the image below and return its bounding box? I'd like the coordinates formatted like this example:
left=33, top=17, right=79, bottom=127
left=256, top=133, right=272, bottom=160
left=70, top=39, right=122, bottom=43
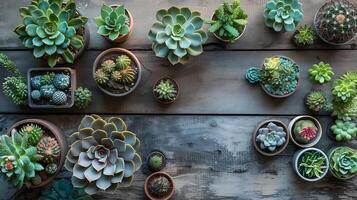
left=288, top=115, right=322, bottom=148
left=328, top=146, right=357, bottom=180
left=153, top=77, right=179, bottom=104
left=27, top=67, right=76, bottom=109
left=93, top=48, right=142, bottom=97
left=144, top=172, right=175, bottom=200
left=147, top=150, right=167, bottom=172
left=259, top=56, right=300, bottom=98
left=211, top=13, right=247, bottom=43
left=252, top=119, right=289, bottom=156
left=6, top=119, right=67, bottom=189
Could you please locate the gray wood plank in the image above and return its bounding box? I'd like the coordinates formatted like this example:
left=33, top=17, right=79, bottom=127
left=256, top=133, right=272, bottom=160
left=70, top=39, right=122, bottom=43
left=1, top=0, right=356, bottom=50
left=0, top=50, right=355, bottom=115
left=1, top=115, right=355, bottom=200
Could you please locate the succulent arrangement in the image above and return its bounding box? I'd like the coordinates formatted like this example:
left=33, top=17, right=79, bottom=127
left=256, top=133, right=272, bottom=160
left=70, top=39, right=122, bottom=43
left=297, top=149, right=328, bottom=180
left=255, top=122, right=287, bottom=153
left=263, top=0, right=303, bottom=32
left=65, top=115, right=142, bottom=195
left=293, top=25, right=316, bottom=47
left=153, top=78, right=178, bottom=103
left=94, top=4, right=130, bottom=41
left=14, top=0, right=88, bottom=67
left=206, top=0, right=248, bottom=42
left=308, top=62, right=334, bottom=84
left=305, top=91, right=327, bottom=112
left=314, top=0, right=357, bottom=45
left=330, top=119, right=357, bottom=142
left=74, top=87, right=93, bottom=110
left=329, top=146, right=357, bottom=179
left=293, top=119, right=318, bottom=144
left=148, top=7, right=207, bottom=65
left=40, top=179, right=92, bottom=200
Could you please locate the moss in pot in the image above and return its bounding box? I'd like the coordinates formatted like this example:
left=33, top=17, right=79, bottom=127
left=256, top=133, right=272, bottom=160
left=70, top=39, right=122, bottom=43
left=153, top=77, right=179, bottom=104
left=145, top=172, right=175, bottom=200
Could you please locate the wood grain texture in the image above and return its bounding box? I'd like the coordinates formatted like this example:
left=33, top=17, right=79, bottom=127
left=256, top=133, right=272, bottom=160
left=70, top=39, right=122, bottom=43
left=1, top=115, right=355, bottom=200
left=1, top=0, right=356, bottom=50
left=0, top=50, right=356, bottom=115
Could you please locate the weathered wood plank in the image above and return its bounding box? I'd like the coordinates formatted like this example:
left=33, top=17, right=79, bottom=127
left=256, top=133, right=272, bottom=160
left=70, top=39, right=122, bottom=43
left=1, top=115, right=355, bottom=199
left=1, top=0, right=356, bottom=50
left=0, top=50, right=355, bottom=115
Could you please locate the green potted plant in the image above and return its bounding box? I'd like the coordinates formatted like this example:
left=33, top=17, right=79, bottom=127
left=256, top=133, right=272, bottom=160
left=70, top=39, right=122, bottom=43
left=293, top=25, right=316, bottom=47
left=148, top=7, right=207, bottom=65
left=308, top=62, right=334, bottom=84
left=314, top=0, right=357, bottom=45
left=94, top=4, right=133, bottom=43
left=64, top=115, right=142, bottom=195
left=329, top=119, right=357, bottom=142
left=305, top=91, right=327, bottom=113
left=74, top=87, right=93, bottom=110
left=93, top=48, right=142, bottom=97
left=253, top=120, right=289, bottom=156
left=292, top=148, right=329, bottom=182
left=206, top=0, right=248, bottom=43
left=40, top=179, right=92, bottom=200
left=13, top=0, right=89, bottom=67
left=153, top=77, right=179, bottom=104
left=147, top=151, right=167, bottom=172
left=328, top=146, right=357, bottom=180
left=263, top=0, right=303, bottom=32
left=144, top=172, right=175, bottom=200
left=288, top=115, right=322, bottom=148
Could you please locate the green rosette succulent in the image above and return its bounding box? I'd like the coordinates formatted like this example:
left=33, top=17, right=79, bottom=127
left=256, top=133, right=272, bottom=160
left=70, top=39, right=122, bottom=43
left=305, top=91, right=326, bottom=112
left=154, top=80, right=177, bottom=101
left=14, top=0, right=88, bottom=67
left=331, top=119, right=357, bottom=142
left=332, top=79, right=356, bottom=103
left=40, top=179, right=92, bottom=200
left=329, top=147, right=357, bottom=179
left=263, top=0, right=303, bottom=32
left=148, top=7, right=208, bottom=65
left=65, top=115, right=142, bottom=195
left=293, top=25, right=315, bottom=46
left=309, top=62, right=334, bottom=84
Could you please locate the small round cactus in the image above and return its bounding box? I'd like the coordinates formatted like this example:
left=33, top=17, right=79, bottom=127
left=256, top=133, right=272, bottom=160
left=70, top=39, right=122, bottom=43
left=40, top=85, right=56, bottom=99
left=18, top=123, right=44, bottom=146
left=31, top=90, right=42, bottom=101
left=95, top=68, right=109, bottom=85
left=115, top=55, right=132, bottom=69
left=101, top=59, right=116, bottom=74
left=52, top=91, right=67, bottom=105
left=305, top=91, right=326, bottom=112
left=37, top=136, right=61, bottom=163
left=148, top=153, right=165, bottom=172
left=30, top=76, right=42, bottom=90
left=293, top=120, right=318, bottom=144
left=53, top=73, right=70, bottom=90
left=45, top=163, right=58, bottom=174
left=256, top=122, right=287, bottom=152
left=148, top=176, right=172, bottom=198
left=111, top=68, right=137, bottom=84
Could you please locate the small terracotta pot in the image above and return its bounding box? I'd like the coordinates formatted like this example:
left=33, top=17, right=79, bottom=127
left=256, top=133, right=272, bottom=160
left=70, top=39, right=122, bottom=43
left=6, top=119, right=67, bottom=189
left=144, top=172, right=175, bottom=200
left=211, top=13, right=247, bottom=43
left=252, top=119, right=289, bottom=156
left=328, top=146, right=357, bottom=180
left=147, top=150, right=167, bottom=172
left=288, top=115, right=322, bottom=148
left=153, top=77, right=179, bottom=104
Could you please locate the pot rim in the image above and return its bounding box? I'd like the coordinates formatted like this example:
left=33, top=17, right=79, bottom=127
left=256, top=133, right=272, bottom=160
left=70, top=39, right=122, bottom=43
left=327, top=146, right=357, bottom=180
left=288, top=115, right=322, bottom=148
left=153, top=77, right=179, bottom=104
left=144, top=172, right=175, bottom=200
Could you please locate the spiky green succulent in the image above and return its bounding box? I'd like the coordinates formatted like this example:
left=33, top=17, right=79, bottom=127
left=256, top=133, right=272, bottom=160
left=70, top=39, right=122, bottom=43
left=95, top=4, right=130, bottom=41
left=331, top=119, right=357, bottom=142
left=18, top=123, right=44, bottom=146
left=148, top=7, right=208, bottom=65
left=315, top=0, right=357, bottom=45
left=101, top=59, right=116, bottom=74
left=2, top=77, right=28, bottom=105
left=40, top=179, right=93, bottom=200
left=154, top=80, right=178, bottom=101
left=148, top=176, right=171, bottom=198
left=94, top=68, right=109, bottom=86
left=37, top=136, right=61, bottom=164
left=115, top=55, right=132, bottom=70
left=0, top=130, right=44, bottom=188
left=305, top=91, right=326, bottom=112
left=332, top=79, right=356, bottom=103
left=256, top=122, right=287, bottom=152
left=298, top=150, right=327, bottom=179
left=293, top=25, right=315, bottom=46
left=263, top=0, right=303, bottom=32
left=64, top=115, right=142, bottom=195
left=14, top=0, right=88, bottom=67
left=74, top=87, right=92, bottom=110
left=309, top=62, right=334, bottom=84
left=206, top=0, right=248, bottom=42
left=148, top=155, right=164, bottom=171
left=111, top=68, right=137, bottom=84
left=332, top=97, right=357, bottom=121
left=329, top=147, right=357, bottom=179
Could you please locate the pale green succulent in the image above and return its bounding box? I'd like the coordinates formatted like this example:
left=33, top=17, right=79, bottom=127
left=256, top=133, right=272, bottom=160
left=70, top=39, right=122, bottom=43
left=65, top=115, right=142, bottom=195
left=331, top=119, right=357, bottom=142
left=309, top=62, right=334, bottom=84
left=148, top=7, right=208, bottom=65
left=329, top=147, right=357, bottom=179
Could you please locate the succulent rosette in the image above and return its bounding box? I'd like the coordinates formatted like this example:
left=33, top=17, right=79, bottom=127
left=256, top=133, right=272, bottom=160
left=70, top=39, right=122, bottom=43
left=245, top=67, right=261, bottom=84
left=329, top=147, right=357, bottom=179
left=65, top=115, right=142, bottom=195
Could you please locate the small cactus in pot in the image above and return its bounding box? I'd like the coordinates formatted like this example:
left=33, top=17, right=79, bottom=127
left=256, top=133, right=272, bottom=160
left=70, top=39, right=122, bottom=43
left=145, top=172, right=175, bottom=200
left=153, top=78, right=179, bottom=104
left=289, top=116, right=322, bottom=148
left=147, top=151, right=167, bottom=172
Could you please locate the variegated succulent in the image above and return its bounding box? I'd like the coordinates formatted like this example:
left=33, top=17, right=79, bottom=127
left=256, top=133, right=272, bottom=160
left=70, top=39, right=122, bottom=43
left=65, top=115, right=142, bottom=195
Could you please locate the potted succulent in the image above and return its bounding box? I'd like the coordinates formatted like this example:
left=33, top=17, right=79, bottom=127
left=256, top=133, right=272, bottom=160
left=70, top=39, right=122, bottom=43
left=147, top=151, right=167, bottom=172
left=14, top=0, right=89, bottom=67
left=329, top=119, right=357, bottom=142
left=153, top=77, right=179, bottom=104
left=328, top=146, right=357, bottom=180
left=206, top=0, right=248, bottom=43
left=144, top=172, right=175, bottom=200
left=1, top=119, right=66, bottom=189
left=308, top=62, right=334, bottom=84
left=252, top=120, right=289, bottom=156
left=305, top=91, right=327, bottom=113
left=28, top=68, right=76, bottom=108
left=74, top=87, right=93, bottom=110
left=292, top=148, right=329, bottom=182
left=148, top=7, right=207, bottom=65
left=293, top=25, right=316, bottom=47
left=93, top=48, right=142, bottom=97
left=40, top=179, right=92, bottom=200
left=263, top=0, right=303, bottom=32
left=314, top=0, right=357, bottom=45
left=65, top=115, right=142, bottom=195
left=288, top=115, right=322, bottom=148
left=94, top=4, right=133, bottom=43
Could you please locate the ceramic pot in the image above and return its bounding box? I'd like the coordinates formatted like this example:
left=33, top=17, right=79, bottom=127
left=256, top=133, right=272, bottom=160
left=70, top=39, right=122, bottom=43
left=288, top=115, right=322, bottom=148
left=144, top=172, right=175, bottom=200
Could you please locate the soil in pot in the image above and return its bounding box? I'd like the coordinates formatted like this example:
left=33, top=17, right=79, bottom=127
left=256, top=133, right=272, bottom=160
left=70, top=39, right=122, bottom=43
left=153, top=78, right=179, bottom=104
left=147, top=151, right=167, bottom=172
left=145, top=172, right=175, bottom=200
left=289, top=116, right=322, bottom=148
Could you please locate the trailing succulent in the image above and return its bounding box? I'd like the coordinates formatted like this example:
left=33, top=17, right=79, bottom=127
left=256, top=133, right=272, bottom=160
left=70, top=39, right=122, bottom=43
left=65, top=115, right=142, bottom=195
left=293, top=119, right=318, bottom=144
left=305, top=91, right=326, bottom=112
left=263, top=0, right=303, bottom=32
left=309, top=62, right=334, bottom=84
left=298, top=150, right=327, bottom=179
left=293, top=25, right=315, bottom=46
left=206, top=0, right=248, bottom=42
left=315, top=0, right=357, bottom=44
left=74, top=87, right=93, bottom=110
left=148, top=7, right=208, bottom=65
left=95, top=4, right=130, bottom=41
left=154, top=80, right=178, bottom=101
left=256, top=122, right=287, bottom=152
left=148, top=176, right=172, bottom=198
left=18, top=123, right=44, bottom=146
left=40, top=179, right=92, bottom=200
left=14, top=0, right=88, bottom=67
left=329, top=147, right=357, bottom=179
left=0, top=130, right=44, bottom=188
left=331, top=119, right=357, bottom=142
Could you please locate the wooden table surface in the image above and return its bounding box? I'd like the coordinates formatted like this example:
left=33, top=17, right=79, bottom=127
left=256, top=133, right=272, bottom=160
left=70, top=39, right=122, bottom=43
left=0, top=0, right=356, bottom=199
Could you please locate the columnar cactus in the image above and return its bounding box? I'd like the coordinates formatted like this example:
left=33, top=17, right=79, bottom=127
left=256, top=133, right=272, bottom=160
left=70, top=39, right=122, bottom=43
left=329, top=147, right=357, bottom=179
left=293, top=120, right=318, bottom=144
left=65, top=115, right=142, bottom=195
left=37, top=136, right=61, bottom=163
left=256, top=122, right=287, bottom=152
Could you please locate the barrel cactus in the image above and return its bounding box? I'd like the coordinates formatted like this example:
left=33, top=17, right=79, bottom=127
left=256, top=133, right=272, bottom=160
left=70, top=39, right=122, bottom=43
left=148, top=7, right=207, bottom=65
left=263, top=0, right=303, bottom=32
left=65, top=115, right=142, bottom=195
left=52, top=91, right=68, bottom=105
left=37, top=136, right=61, bottom=163
left=31, top=76, right=42, bottom=90
left=329, top=147, right=357, bottom=179
left=293, top=119, right=318, bottom=144
left=14, top=0, right=88, bottom=67
left=256, top=122, right=287, bottom=152
left=115, top=55, right=132, bottom=70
